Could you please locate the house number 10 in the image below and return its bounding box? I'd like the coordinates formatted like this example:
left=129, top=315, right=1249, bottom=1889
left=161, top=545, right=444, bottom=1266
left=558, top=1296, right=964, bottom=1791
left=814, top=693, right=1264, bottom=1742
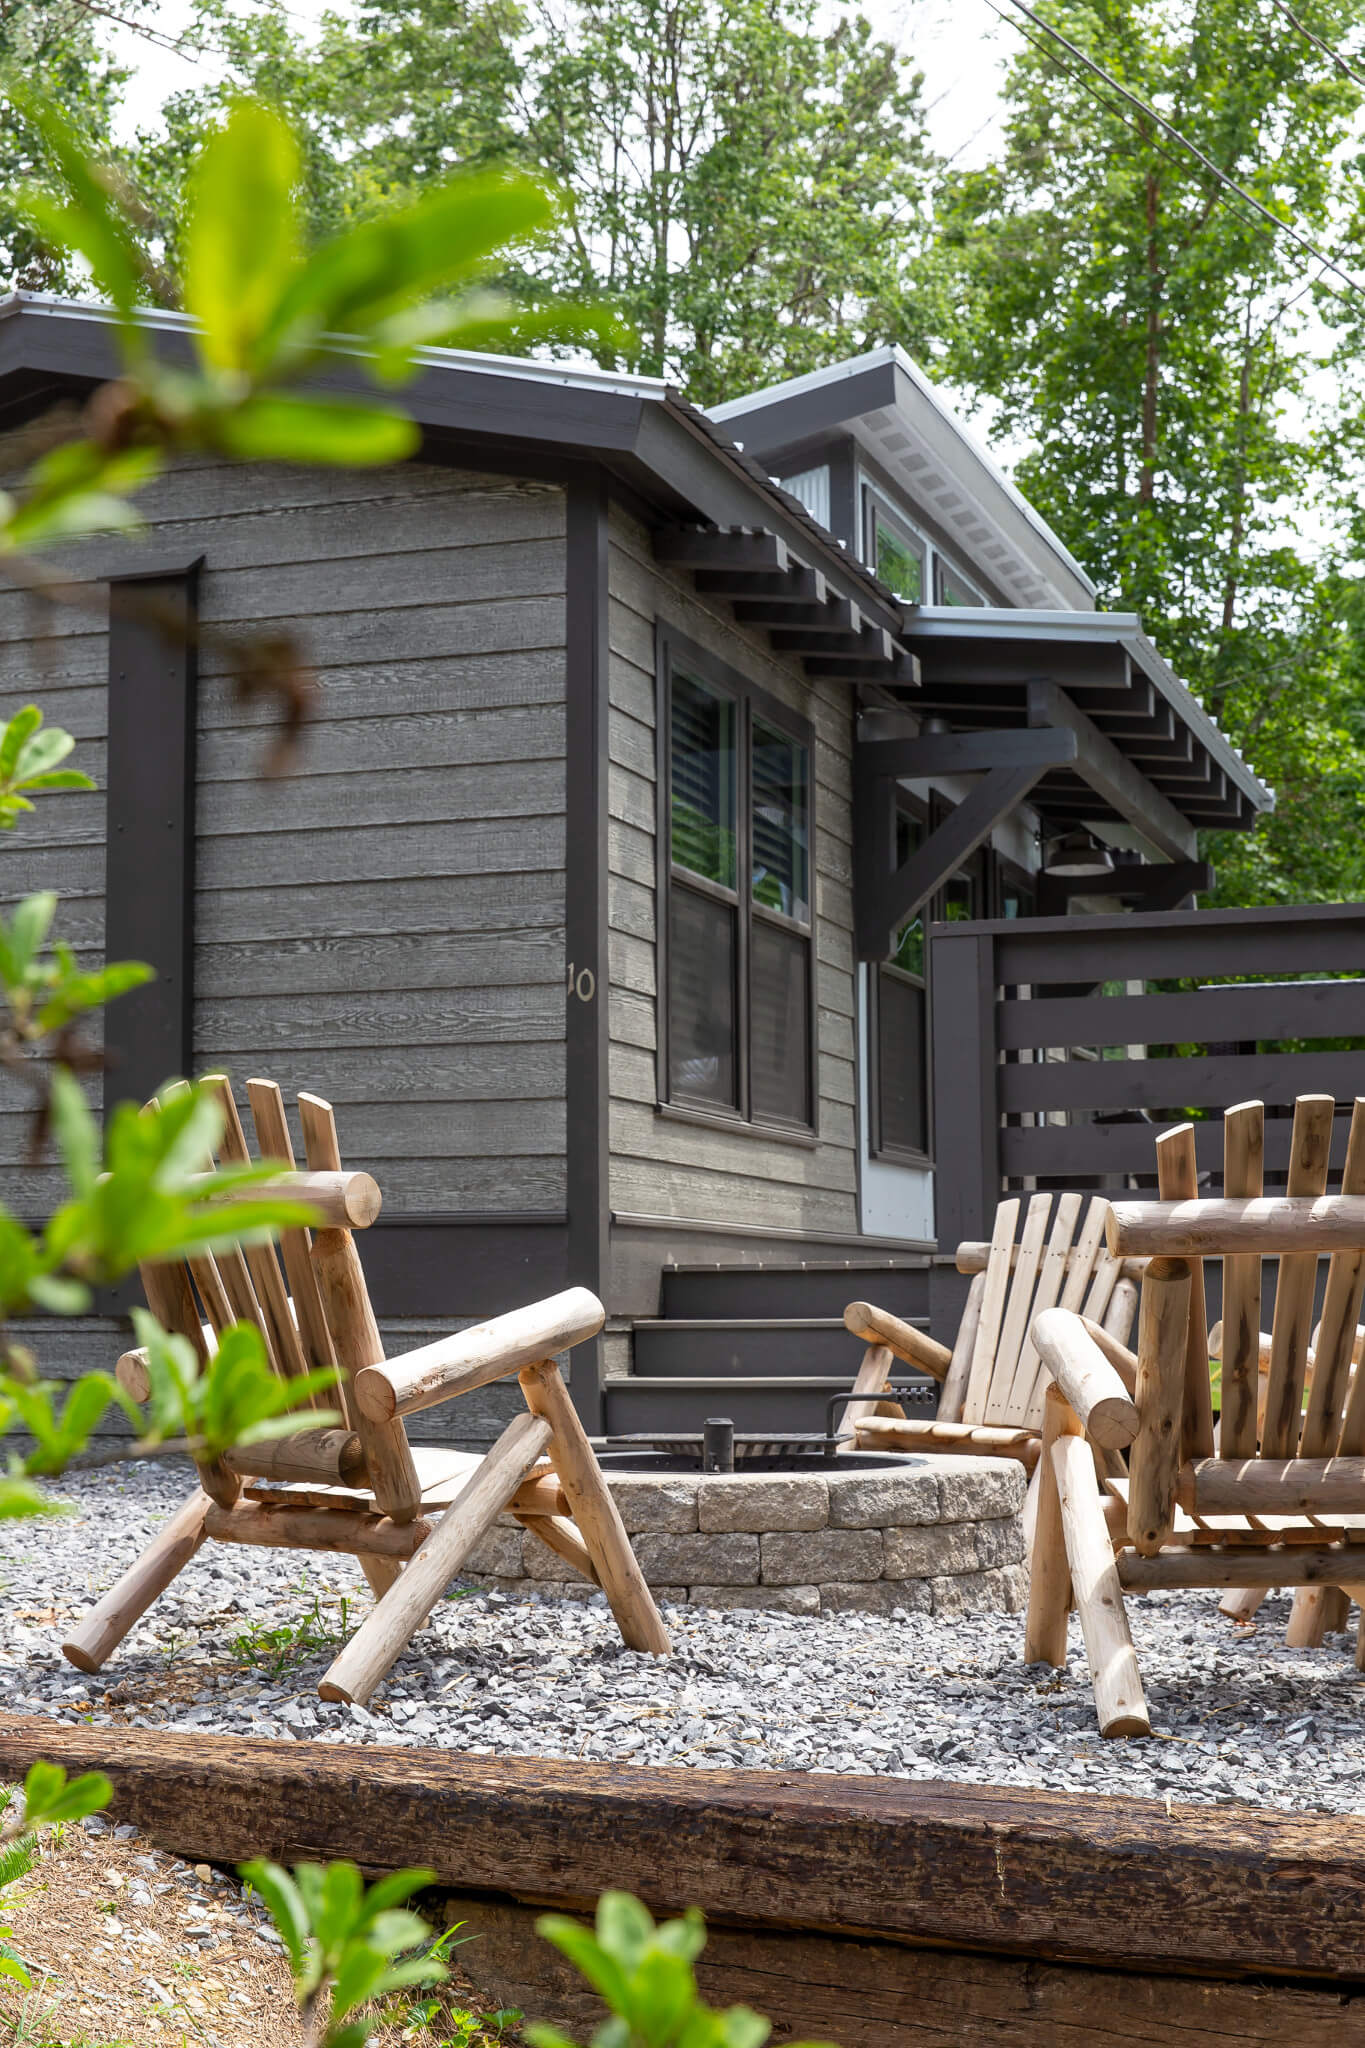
left=567, top=964, right=597, bottom=1002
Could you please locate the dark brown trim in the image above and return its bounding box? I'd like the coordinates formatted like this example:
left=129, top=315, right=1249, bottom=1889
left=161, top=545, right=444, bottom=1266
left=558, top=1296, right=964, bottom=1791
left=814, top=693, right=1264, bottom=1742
left=564, top=470, right=611, bottom=1431
left=103, top=561, right=202, bottom=1122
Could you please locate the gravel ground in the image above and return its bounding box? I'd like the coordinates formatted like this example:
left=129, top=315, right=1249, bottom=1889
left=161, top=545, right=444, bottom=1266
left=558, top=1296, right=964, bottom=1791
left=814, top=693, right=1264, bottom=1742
left=3, top=1462, right=1364, bottom=1814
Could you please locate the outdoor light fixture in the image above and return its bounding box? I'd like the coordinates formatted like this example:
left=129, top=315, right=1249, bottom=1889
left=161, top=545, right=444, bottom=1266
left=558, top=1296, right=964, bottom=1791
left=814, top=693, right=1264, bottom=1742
left=1042, top=829, right=1115, bottom=879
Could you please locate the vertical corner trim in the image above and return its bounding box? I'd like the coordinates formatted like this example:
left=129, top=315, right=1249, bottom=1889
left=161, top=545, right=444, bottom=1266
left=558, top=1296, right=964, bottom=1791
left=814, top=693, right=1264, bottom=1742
left=103, top=560, right=203, bottom=1124
left=564, top=471, right=611, bottom=1431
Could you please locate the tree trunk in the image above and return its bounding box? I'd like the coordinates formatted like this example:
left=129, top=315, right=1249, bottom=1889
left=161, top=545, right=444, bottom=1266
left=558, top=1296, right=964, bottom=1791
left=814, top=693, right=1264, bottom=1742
left=1140, top=163, right=1161, bottom=504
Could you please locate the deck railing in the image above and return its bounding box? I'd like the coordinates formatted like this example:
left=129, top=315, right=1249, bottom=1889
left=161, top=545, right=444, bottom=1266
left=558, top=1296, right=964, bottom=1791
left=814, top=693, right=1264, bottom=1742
left=930, top=900, right=1365, bottom=1249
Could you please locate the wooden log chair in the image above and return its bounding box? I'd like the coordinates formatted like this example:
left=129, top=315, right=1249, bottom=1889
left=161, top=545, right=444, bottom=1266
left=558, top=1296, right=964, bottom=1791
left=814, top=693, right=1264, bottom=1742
left=1024, top=1095, right=1365, bottom=1739
left=61, top=1077, right=670, bottom=1703
left=842, top=1194, right=1144, bottom=1489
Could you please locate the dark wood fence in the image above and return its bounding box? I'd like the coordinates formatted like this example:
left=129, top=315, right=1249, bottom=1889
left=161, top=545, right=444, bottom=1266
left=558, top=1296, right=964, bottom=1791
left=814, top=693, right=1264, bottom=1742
left=930, top=900, right=1365, bottom=1250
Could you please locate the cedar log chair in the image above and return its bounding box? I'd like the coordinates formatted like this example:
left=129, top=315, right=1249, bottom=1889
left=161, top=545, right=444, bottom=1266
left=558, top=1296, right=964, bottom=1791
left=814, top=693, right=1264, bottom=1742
left=1025, top=1095, right=1365, bottom=1738
left=841, top=1193, right=1143, bottom=1484
left=61, top=1077, right=671, bottom=1703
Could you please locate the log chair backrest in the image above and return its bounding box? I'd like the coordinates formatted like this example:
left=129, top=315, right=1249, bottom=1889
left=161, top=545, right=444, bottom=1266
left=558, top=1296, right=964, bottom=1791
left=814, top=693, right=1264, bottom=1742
left=141, top=1076, right=379, bottom=1435
left=1123, top=1095, right=1365, bottom=1556
left=957, top=1193, right=1130, bottom=1430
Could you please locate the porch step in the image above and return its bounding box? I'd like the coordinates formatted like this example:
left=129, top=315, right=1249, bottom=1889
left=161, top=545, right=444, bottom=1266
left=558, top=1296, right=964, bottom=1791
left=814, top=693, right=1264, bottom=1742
left=660, top=1260, right=932, bottom=1322
left=603, top=1374, right=938, bottom=1436
left=633, top=1316, right=925, bottom=1378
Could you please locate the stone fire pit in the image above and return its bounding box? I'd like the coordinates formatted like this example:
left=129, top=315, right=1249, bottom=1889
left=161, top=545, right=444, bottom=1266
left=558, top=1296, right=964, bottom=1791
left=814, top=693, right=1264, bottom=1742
left=463, top=1454, right=1028, bottom=1617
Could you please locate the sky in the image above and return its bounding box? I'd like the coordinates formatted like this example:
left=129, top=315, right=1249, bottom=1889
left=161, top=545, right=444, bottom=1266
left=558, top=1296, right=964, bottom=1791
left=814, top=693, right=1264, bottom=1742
left=107, top=0, right=1015, bottom=164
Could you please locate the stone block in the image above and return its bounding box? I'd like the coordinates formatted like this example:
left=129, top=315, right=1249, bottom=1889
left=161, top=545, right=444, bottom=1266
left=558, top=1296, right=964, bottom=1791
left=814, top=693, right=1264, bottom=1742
left=828, top=1465, right=941, bottom=1529
left=462, top=1526, right=526, bottom=1578
left=760, top=1528, right=883, bottom=1585
left=632, top=1532, right=759, bottom=1586
left=934, top=1457, right=1027, bottom=1524
left=521, top=1526, right=595, bottom=1581
left=697, top=1475, right=828, bottom=1533
left=974, top=1516, right=1026, bottom=1568
left=606, top=1476, right=699, bottom=1533
left=819, top=1579, right=931, bottom=1615
left=883, top=1522, right=978, bottom=1579
left=930, top=1563, right=1029, bottom=1617
left=688, top=1583, right=821, bottom=1615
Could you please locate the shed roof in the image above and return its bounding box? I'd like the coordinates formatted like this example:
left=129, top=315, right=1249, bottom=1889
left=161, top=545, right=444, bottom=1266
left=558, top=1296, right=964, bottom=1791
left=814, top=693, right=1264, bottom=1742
left=0, top=295, right=1272, bottom=834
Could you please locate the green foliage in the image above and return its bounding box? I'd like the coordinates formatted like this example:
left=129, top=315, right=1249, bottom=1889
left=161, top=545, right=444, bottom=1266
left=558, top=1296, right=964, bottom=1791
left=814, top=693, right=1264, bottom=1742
left=230, top=1583, right=353, bottom=1678
left=0, top=706, right=95, bottom=830
left=127, top=1310, right=339, bottom=1461
left=3, top=91, right=615, bottom=555
left=937, top=0, right=1365, bottom=904
left=0, top=1763, right=111, bottom=1988
left=527, top=1892, right=840, bottom=2048
left=240, top=1859, right=447, bottom=2047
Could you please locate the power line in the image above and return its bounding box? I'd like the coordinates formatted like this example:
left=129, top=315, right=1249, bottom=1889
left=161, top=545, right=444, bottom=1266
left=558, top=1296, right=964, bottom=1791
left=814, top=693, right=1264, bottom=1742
left=989, top=0, right=1365, bottom=301
left=1267, top=0, right=1365, bottom=94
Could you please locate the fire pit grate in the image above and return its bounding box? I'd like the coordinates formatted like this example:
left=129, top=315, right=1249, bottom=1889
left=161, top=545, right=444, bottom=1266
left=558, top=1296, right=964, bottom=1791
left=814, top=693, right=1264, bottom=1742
left=604, top=1430, right=852, bottom=1468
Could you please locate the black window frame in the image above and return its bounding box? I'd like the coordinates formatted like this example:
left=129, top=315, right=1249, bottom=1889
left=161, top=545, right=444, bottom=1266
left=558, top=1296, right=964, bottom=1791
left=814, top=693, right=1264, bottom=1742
left=656, top=624, right=819, bottom=1141
left=863, top=485, right=928, bottom=606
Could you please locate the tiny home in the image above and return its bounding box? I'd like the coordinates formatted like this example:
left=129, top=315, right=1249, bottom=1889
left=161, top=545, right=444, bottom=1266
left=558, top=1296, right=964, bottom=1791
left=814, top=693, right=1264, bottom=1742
left=0, top=301, right=1272, bottom=1440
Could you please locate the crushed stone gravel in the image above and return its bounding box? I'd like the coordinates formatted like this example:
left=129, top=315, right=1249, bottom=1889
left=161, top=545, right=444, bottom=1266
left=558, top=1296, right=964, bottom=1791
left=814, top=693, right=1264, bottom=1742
left=3, top=1462, right=1363, bottom=1814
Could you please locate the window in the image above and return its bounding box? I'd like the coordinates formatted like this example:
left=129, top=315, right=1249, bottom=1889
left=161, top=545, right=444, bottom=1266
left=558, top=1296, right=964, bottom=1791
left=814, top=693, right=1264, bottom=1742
left=864, top=489, right=926, bottom=604
left=935, top=557, right=986, bottom=608
left=870, top=806, right=929, bottom=1162
left=661, top=632, right=815, bottom=1133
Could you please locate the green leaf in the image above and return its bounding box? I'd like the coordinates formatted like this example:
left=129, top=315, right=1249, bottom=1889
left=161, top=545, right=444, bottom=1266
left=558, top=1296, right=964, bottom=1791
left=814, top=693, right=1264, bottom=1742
left=184, top=101, right=302, bottom=375
left=596, top=1891, right=657, bottom=1972
left=535, top=1916, right=632, bottom=2012
left=51, top=1069, right=99, bottom=1199
left=238, top=1861, right=310, bottom=1975
left=213, top=394, right=420, bottom=466
left=0, top=709, right=42, bottom=784
left=22, top=1761, right=111, bottom=1829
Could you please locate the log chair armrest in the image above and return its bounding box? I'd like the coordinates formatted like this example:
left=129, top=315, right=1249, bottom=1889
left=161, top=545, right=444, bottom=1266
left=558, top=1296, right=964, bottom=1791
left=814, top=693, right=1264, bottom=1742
left=1033, top=1308, right=1140, bottom=1450
left=353, top=1286, right=606, bottom=1423
left=843, top=1301, right=953, bottom=1381
left=183, top=1168, right=382, bottom=1230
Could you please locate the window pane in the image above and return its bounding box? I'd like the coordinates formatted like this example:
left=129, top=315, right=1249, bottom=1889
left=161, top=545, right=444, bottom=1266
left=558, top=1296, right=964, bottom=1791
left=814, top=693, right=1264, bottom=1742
left=751, top=920, right=811, bottom=1125
left=942, top=871, right=977, bottom=922
left=875, top=515, right=924, bottom=602
left=671, top=670, right=737, bottom=887
left=878, top=967, right=928, bottom=1155
left=669, top=883, right=737, bottom=1109
left=751, top=719, right=809, bottom=923
left=891, top=809, right=924, bottom=975
left=938, top=562, right=984, bottom=607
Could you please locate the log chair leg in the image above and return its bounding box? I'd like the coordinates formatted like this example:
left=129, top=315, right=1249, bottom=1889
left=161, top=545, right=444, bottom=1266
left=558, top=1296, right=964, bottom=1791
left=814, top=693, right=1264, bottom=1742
left=1023, top=1386, right=1078, bottom=1668
left=1053, top=1431, right=1150, bottom=1738
left=1358, top=1608, right=1365, bottom=1675
left=1220, top=1585, right=1266, bottom=1623
left=1287, top=1584, right=1351, bottom=1647
left=62, top=1490, right=212, bottom=1672
left=519, top=1359, right=671, bottom=1657
left=358, top=1556, right=403, bottom=1599
left=318, top=1411, right=552, bottom=1707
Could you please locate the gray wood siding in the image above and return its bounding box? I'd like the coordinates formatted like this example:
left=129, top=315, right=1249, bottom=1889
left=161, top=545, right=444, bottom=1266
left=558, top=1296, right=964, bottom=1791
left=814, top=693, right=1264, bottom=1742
left=606, top=505, right=859, bottom=1235
left=0, top=450, right=569, bottom=1440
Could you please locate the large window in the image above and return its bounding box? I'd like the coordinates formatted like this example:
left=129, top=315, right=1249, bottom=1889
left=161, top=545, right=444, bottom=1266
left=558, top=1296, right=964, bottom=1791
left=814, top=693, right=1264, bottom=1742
left=865, top=489, right=926, bottom=604
left=660, top=633, right=815, bottom=1134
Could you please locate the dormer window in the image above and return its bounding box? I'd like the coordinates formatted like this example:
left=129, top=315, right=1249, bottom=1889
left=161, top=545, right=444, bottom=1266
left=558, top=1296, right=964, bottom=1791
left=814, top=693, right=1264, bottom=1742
left=864, top=488, right=926, bottom=604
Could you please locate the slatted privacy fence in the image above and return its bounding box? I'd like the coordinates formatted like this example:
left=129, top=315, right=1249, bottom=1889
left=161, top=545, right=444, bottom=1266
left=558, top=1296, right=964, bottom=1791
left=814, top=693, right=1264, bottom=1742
left=931, top=901, right=1365, bottom=1250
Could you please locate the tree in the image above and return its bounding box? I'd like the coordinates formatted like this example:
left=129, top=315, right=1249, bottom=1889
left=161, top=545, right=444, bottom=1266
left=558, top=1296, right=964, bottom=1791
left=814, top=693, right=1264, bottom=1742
left=937, top=0, right=1365, bottom=904
left=520, top=0, right=937, bottom=399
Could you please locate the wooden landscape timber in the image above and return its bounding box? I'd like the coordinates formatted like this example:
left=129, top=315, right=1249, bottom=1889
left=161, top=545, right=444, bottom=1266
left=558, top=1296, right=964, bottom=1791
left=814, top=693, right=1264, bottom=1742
left=1, top=1720, right=1364, bottom=2046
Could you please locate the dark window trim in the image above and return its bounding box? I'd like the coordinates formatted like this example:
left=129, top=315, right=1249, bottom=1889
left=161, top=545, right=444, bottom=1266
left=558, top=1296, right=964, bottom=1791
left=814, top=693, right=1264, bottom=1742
left=867, top=789, right=933, bottom=1169
left=933, top=551, right=987, bottom=608
left=863, top=483, right=927, bottom=604
left=655, top=622, right=819, bottom=1138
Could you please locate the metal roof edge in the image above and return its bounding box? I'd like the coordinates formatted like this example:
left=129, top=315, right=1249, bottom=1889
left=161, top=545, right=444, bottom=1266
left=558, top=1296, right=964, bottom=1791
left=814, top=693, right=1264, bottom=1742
left=904, top=604, right=1274, bottom=813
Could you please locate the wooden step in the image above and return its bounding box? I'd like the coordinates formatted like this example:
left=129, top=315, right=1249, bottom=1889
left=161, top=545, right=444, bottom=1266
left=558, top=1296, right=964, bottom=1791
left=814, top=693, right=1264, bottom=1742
left=660, top=1261, right=932, bottom=1322
left=603, top=1374, right=937, bottom=1436
left=632, top=1318, right=874, bottom=1379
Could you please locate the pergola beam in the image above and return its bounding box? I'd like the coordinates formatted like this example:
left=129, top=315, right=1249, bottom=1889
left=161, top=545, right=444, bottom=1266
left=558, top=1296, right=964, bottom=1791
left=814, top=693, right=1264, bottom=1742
left=1027, top=680, right=1197, bottom=861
